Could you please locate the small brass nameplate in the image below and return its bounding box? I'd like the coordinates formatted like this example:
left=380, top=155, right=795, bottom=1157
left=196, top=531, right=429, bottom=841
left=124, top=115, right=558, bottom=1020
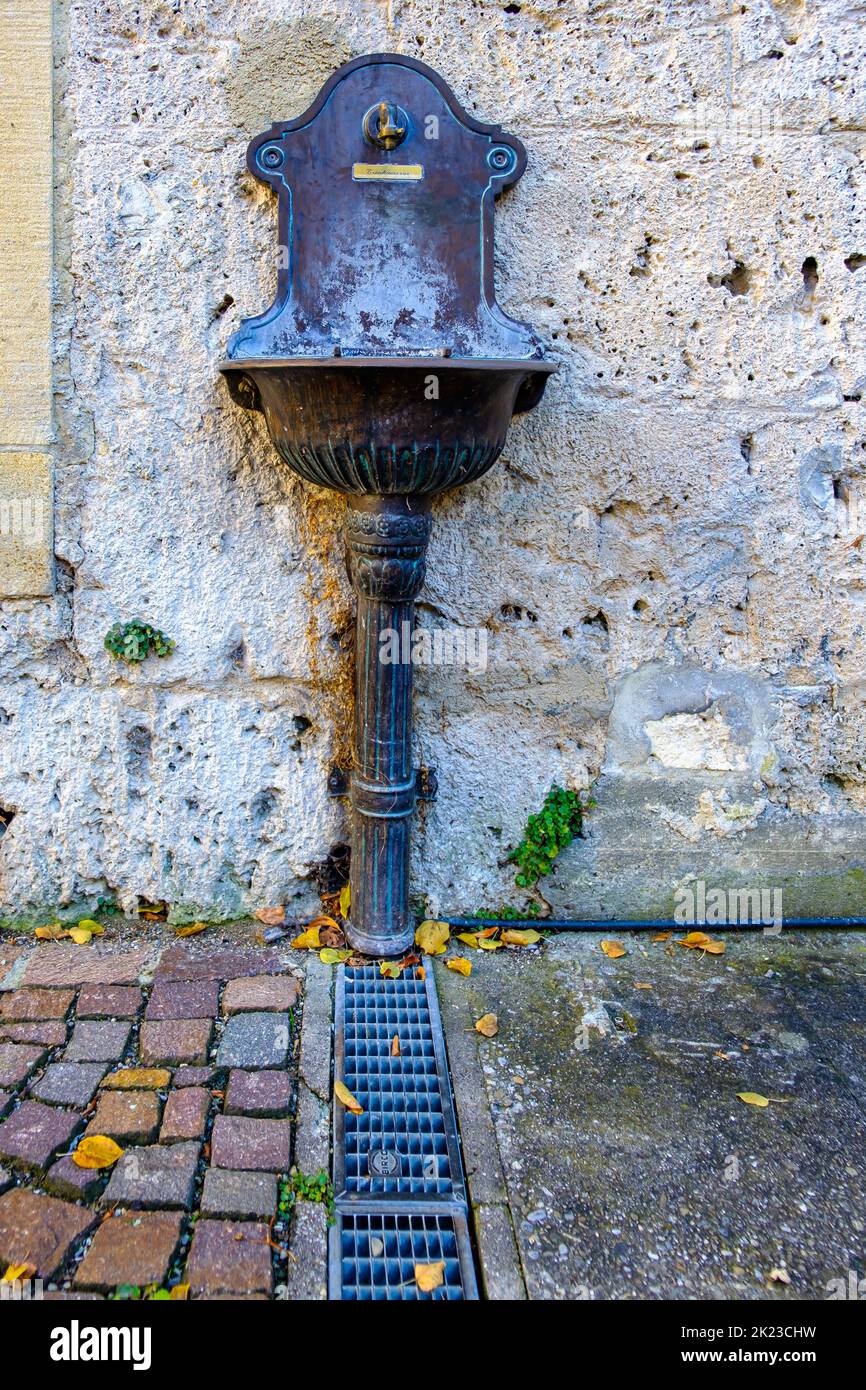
left=352, top=162, right=424, bottom=182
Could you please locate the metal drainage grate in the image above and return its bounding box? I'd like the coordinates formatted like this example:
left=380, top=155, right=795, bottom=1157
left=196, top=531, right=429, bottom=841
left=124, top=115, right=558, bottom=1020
left=330, top=964, right=477, bottom=1300
left=334, top=1209, right=474, bottom=1301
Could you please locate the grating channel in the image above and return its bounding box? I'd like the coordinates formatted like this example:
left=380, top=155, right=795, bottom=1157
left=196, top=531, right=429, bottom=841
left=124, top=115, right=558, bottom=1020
left=330, top=964, right=477, bottom=1300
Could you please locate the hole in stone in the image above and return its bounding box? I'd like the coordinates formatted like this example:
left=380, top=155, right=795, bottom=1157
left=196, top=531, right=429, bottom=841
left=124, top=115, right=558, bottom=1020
left=845, top=253, right=866, bottom=271
left=802, top=256, right=819, bottom=292
left=633, top=598, right=649, bottom=613
left=0, top=805, right=16, bottom=838
left=740, top=433, right=753, bottom=465
left=211, top=293, right=235, bottom=321
left=293, top=714, right=312, bottom=734
left=708, top=262, right=750, bottom=295
left=582, top=610, right=609, bottom=633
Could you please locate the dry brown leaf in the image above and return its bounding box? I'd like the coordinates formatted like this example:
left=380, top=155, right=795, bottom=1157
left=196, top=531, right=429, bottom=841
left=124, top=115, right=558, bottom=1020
left=35, top=922, right=67, bottom=941
left=334, top=1080, right=363, bottom=1114
left=475, top=1012, right=499, bottom=1038
left=72, top=1135, right=124, bottom=1169
left=601, top=939, right=627, bottom=958
left=415, top=965, right=426, bottom=981
left=446, top=957, right=471, bottom=976
left=414, top=1261, right=445, bottom=1293
left=737, top=1091, right=770, bottom=1108
left=652, top=930, right=672, bottom=942
left=391, top=1034, right=401, bottom=1057
left=677, top=931, right=711, bottom=949
left=415, top=920, right=450, bottom=955
left=254, top=906, right=286, bottom=926
left=174, top=921, right=208, bottom=938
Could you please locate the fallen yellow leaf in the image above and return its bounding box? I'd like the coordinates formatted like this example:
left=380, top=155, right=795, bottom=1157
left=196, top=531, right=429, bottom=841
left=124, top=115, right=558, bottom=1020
left=101, top=1068, right=171, bottom=1090
left=415, top=920, right=450, bottom=956
left=678, top=931, right=711, bottom=949
left=174, top=921, right=208, bottom=938
left=72, top=1135, right=124, bottom=1169
left=501, top=929, right=542, bottom=946
left=446, top=957, right=472, bottom=976
left=2, top=1262, right=36, bottom=1284
left=652, top=931, right=672, bottom=942
left=767, top=1267, right=791, bottom=1285
left=169, top=1283, right=190, bottom=1300
left=77, top=919, right=103, bottom=933
left=68, top=927, right=94, bottom=945
left=335, top=1080, right=363, bottom=1115
left=601, top=939, right=627, bottom=958
left=634, top=982, right=653, bottom=990
left=339, top=884, right=351, bottom=919
left=254, top=906, right=285, bottom=926
left=320, top=947, right=352, bottom=965
left=415, top=965, right=426, bottom=981
left=475, top=1013, right=499, bottom=1038
left=737, top=1091, right=770, bottom=1108
left=456, top=932, right=481, bottom=948
left=380, top=960, right=404, bottom=978
left=414, top=1261, right=445, bottom=1293
left=291, top=926, right=322, bottom=950
left=35, top=922, right=67, bottom=941
left=476, top=936, right=503, bottom=951
left=391, top=1034, right=401, bottom=1057
left=702, top=939, right=726, bottom=955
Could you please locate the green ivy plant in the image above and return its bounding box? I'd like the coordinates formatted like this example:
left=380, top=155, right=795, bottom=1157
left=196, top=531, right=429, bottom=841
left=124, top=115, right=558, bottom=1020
left=104, top=619, right=175, bottom=665
left=278, top=1168, right=335, bottom=1224
left=471, top=902, right=541, bottom=921
left=511, top=784, right=593, bottom=888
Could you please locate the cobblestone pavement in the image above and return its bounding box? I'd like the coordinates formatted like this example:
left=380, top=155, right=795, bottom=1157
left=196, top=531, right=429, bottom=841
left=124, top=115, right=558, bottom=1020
left=0, top=925, right=306, bottom=1300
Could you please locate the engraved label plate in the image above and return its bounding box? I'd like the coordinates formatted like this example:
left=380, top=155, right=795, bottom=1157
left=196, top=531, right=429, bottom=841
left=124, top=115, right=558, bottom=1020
left=352, top=162, right=424, bottom=182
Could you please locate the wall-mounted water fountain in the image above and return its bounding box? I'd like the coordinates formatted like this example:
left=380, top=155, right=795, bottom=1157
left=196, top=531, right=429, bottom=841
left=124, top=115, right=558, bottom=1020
left=221, top=53, right=553, bottom=957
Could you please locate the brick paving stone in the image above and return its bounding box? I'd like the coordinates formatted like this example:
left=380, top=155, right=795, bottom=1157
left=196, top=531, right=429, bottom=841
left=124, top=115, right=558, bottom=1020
left=160, top=1086, right=209, bottom=1143
left=0, top=1042, right=47, bottom=1089
left=225, top=1069, right=291, bottom=1118
left=200, top=1168, right=278, bottom=1221
left=64, top=1020, right=131, bottom=1063
left=173, top=1066, right=217, bottom=1088
left=223, top=975, right=299, bottom=1015
left=32, top=1062, right=108, bottom=1107
left=0, top=988, right=75, bottom=1022
left=0, top=1101, right=82, bottom=1171
left=186, top=1219, right=272, bottom=1297
left=215, top=1012, right=290, bottom=1069
left=43, top=1154, right=106, bottom=1202
left=0, top=1187, right=96, bottom=1277
left=100, top=1067, right=171, bottom=1090
left=74, top=1210, right=184, bottom=1292
left=156, top=945, right=283, bottom=983
left=145, top=979, right=220, bottom=1022
left=21, top=946, right=150, bottom=988
left=85, top=1090, right=162, bottom=1144
left=76, top=985, right=142, bottom=1019
left=211, top=1115, right=291, bottom=1172
left=0, top=943, right=25, bottom=985
left=99, top=1140, right=200, bottom=1210
left=0, top=1020, right=67, bottom=1047
left=140, top=1019, right=212, bottom=1066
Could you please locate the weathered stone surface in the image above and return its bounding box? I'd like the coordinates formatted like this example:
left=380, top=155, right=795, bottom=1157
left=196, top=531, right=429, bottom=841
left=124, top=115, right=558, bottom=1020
left=21, top=949, right=150, bottom=988
left=99, top=1141, right=201, bottom=1210
left=145, top=979, right=220, bottom=1022
left=76, top=985, right=142, bottom=1019
left=44, top=1154, right=105, bottom=1202
left=200, top=1168, right=277, bottom=1221
left=160, top=1086, right=209, bottom=1142
left=0, top=988, right=74, bottom=1021
left=0, top=1100, right=82, bottom=1171
left=211, top=1115, right=291, bottom=1172
left=74, top=1210, right=183, bottom=1292
left=173, top=1066, right=217, bottom=1088
left=0, top=1092, right=11, bottom=1119
left=223, top=975, right=300, bottom=1015
left=225, top=1069, right=291, bottom=1118
left=31, top=1062, right=107, bottom=1107
left=0, top=1020, right=66, bottom=1047
left=0, top=1164, right=10, bottom=1194
left=85, top=1090, right=162, bottom=1144
left=154, top=946, right=285, bottom=984
left=0, top=1042, right=47, bottom=1088
left=140, top=1019, right=212, bottom=1066
left=101, top=1067, right=171, bottom=1090
left=186, top=1219, right=272, bottom=1298
left=0, top=1188, right=96, bottom=1277
left=64, top=1020, right=131, bottom=1063
left=216, top=1012, right=290, bottom=1070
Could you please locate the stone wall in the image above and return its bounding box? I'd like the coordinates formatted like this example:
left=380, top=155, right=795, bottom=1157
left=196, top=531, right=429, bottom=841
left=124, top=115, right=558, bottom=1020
left=1, top=0, right=865, bottom=925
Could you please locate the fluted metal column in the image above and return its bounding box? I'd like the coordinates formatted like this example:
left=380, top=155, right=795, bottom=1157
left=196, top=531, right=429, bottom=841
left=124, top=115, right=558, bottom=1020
left=343, top=495, right=432, bottom=957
